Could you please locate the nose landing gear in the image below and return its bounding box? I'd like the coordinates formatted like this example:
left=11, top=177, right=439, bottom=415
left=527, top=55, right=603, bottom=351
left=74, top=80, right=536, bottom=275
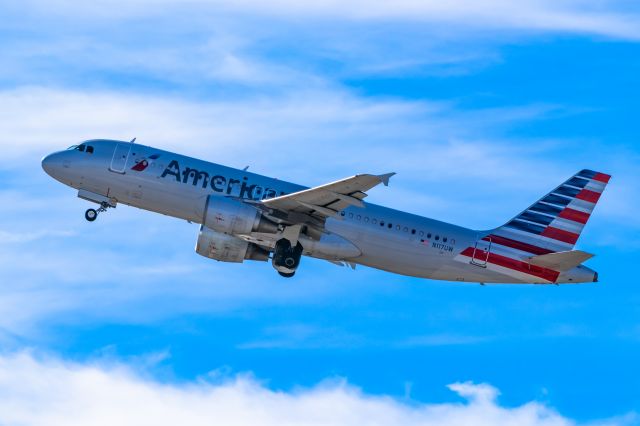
left=84, top=202, right=112, bottom=222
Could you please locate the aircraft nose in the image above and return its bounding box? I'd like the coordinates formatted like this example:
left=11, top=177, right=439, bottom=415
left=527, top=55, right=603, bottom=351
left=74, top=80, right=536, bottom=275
left=41, top=152, right=62, bottom=178
left=41, top=153, right=54, bottom=175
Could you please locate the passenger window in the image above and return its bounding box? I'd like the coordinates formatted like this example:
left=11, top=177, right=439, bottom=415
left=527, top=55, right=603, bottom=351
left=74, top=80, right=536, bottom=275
left=380, top=221, right=385, bottom=227
left=364, top=217, right=369, bottom=223
left=419, top=231, right=424, bottom=237
left=403, top=227, right=408, bottom=232
left=388, top=223, right=393, bottom=229
left=443, top=237, right=448, bottom=243
left=341, top=211, right=346, bottom=217
left=411, top=229, right=416, bottom=235
left=427, top=233, right=432, bottom=239
left=372, top=219, right=377, bottom=225
left=349, top=213, right=354, bottom=218
left=396, top=225, right=401, bottom=231
left=86, top=146, right=94, bottom=154
left=77, top=145, right=85, bottom=152
left=435, top=235, right=440, bottom=241
left=357, top=215, right=361, bottom=220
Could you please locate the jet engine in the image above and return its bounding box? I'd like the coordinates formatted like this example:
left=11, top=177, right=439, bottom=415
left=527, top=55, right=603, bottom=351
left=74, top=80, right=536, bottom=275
left=196, top=226, right=270, bottom=263
left=202, top=195, right=278, bottom=235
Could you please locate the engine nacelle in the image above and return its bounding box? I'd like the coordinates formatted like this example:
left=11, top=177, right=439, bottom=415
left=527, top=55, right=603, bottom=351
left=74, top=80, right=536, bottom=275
left=196, top=226, right=270, bottom=263
left=203, top=195, right=278, bottom=235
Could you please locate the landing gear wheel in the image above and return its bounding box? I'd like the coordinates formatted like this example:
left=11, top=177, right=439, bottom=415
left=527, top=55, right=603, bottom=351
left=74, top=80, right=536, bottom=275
left=278, top=271, right=296, bottom=278
left=272, top=238, right=303, bottom=276
left=84, top=201, right=115, bottom=222
left=85, top=209, right=98, bottom=222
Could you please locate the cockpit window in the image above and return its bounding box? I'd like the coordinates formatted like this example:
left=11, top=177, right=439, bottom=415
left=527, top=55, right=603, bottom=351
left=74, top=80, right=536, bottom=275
left=70, top=144, right=94, bottom=154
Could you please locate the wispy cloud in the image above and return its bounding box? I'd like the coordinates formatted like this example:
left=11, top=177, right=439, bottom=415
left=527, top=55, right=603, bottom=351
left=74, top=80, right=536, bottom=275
left=10, top=0, right=640, bottom=40
left=0, top=229, right=76, bottom=244
left=0, top=352, right=635, bottom=426
left=239, top=323, right=494, bottom=350
left=238, top=323, right=366, bottom=349
left=0, top=87, right=571, bottom=183
left=2, top=86, right=637, bottom=227
left=399, top=333, right=493, bottom=347
left=0, top=83, right=635, bottom=341
left=2, top=0, right=639, bottom=102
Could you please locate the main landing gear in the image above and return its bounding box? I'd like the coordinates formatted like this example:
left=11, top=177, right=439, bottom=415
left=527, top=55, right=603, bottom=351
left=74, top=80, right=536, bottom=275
left=272, top=238, right=303, bottom=278
left=85, top=202, right=112, bottom=222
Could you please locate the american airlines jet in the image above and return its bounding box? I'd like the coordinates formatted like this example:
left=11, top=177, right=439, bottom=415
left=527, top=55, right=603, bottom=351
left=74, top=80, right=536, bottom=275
left=42, top=139, right=610, bottom=284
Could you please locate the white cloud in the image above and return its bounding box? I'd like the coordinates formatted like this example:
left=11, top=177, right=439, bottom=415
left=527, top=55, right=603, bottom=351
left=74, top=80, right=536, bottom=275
left=3, top=85, right=635, bottom=222
left=0, top=84, right=634, bottom=338
left=1, top=85, right=595, bottom=229
left=0, top=85, right=635, bottom=339
left=0, top=86, right=561, bottom=184
left=239, top=324, right=494, bottom=350
left=0, top=229, right=76, bottom=244
left=0, top=352, right=634, bottom=426
left=0, top=179, right=380, bottom=337
left=12, top=0, right=640, bottom=40
left=238, top=323, right=367, bottom=349
left=400, top=334, right=492, bottom=347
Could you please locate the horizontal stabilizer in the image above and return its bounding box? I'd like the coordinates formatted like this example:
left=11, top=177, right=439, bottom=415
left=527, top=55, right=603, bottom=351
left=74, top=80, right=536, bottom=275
left=528, top=250, right=594, bottom=271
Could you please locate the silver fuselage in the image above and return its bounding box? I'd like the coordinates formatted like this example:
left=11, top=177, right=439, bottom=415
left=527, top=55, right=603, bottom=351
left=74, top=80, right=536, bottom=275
left=42, top=140, right=597, bottom=284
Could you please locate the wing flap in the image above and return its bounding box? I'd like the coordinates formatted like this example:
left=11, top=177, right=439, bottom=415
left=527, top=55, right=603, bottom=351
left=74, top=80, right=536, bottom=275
left=528, top=250, right=594, bottom=271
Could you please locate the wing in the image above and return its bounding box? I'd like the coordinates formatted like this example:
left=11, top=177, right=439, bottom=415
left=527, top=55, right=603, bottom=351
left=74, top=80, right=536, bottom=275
left=259, top=173, right=395, bottom=226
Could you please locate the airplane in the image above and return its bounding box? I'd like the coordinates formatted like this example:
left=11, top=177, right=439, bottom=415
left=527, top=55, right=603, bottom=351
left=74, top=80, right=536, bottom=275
left=41, top=139, right=610, bottom=284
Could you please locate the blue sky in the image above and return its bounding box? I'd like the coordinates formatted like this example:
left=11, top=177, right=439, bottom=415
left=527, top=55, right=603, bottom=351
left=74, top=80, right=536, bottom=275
left=1, top=0, right=640, bottom=424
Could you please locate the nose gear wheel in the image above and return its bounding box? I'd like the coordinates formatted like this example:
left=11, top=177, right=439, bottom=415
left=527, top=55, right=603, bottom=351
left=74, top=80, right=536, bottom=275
left=84, top=202, right=113, bottom=222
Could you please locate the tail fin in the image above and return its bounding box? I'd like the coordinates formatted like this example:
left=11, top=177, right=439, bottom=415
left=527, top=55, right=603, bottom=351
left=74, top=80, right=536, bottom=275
left=491, top=170, right=611, bottom=255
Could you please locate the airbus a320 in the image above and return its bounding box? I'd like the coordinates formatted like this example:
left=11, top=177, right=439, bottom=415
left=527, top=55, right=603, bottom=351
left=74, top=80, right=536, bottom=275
left=42, top=139, right=610, bottom=284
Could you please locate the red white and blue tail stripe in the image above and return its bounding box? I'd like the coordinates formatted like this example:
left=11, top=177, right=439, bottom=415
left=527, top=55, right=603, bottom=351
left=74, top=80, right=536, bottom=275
left=494, top=169, right=610, bottom=253
left=456, top=170, right=610, bottom=283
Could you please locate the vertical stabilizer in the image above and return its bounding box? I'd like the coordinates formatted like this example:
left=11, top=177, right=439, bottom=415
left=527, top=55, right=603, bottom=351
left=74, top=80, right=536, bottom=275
left=490, top=169, right=611, bottom=255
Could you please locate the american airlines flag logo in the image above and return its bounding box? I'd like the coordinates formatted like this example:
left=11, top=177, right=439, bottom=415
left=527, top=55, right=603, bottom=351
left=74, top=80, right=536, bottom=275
left=131, top=154, right=160, bottom=172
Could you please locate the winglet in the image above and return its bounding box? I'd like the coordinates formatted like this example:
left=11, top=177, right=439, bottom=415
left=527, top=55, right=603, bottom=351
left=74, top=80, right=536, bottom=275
left=378, top=172, right=396, bottom=187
